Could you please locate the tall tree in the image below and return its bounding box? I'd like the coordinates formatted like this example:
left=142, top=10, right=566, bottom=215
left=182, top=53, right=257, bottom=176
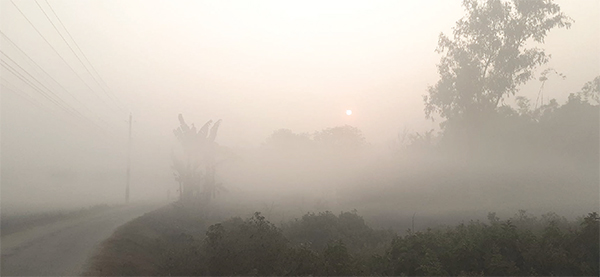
left=424, top=0, right=572, bottom=125
left=577, top=76, right=600, bottom=105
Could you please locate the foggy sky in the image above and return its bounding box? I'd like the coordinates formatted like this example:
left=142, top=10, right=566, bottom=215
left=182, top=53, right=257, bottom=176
left=1, top=0, right=599, bottom=211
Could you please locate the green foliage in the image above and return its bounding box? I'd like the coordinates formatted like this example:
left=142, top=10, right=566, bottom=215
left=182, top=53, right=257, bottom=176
left=386, top=211, right=599, bottom=276
left=200, top=211, right=379, bottom=276
left=144, top=210, right=598, bottom=276
left=573, top=212, right=600, bottom=275
left=201, top=211, right=392, bottom=275
left=158, top=231, right=205, bottom=275
left=424, top=0, right=572, bottom=123
left=203, top=212, right=288, bottom=275
left=282, top=210, right=394, bottom=256
left=284, top=244, right=320, bottom=276
left=319, top=240, right=357, bottom=276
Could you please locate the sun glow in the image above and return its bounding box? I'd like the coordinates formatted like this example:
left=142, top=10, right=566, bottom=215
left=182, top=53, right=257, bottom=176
left=346, top=110, right=352, bottom=116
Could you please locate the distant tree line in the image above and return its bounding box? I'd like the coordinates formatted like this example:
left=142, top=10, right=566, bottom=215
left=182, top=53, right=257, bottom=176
left=263, top=125, right=367, bottom=155
left=407, top=76, right=599, bottom=167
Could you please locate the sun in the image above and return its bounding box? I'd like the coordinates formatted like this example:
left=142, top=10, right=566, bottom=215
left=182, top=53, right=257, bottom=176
left=346, top=110, right=352, bottom=116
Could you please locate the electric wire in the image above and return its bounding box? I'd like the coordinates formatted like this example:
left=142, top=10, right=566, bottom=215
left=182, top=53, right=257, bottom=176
left=1, top=76, right=46, bottom=110
left=1, top=59, right=88, bottom=121
left=5, top=1, right=130, bottom=141
left=0, top=32, right=102, bottom=123
left=1, top=76, right=80, bottom=129
left=9, top=0, right=117, bottom=114
left=36, top=0, right=126, bottom=113
left=1, top=53, right=112, bottom=134
left=44, top=0, right=118, bottom=98
left=1, top=78, right=118, bottom=139
left=1, top=50, right=83, bottom=114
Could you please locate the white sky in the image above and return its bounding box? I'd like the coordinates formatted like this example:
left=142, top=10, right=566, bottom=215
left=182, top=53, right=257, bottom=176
left=1, top=0, right=598, bottom=208
left=1, top=0, right=598, bottom=146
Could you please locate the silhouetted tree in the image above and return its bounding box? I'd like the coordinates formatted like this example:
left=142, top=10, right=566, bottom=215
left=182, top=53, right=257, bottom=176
left=424, top=0, right=572, bottom=127
left=577, top=76, right=600, bottom=105
left=172, top=114, right=225, bottom=204
left=263, top=129, right=313, bottom=153
left=313, top=125, right=366, bottom=153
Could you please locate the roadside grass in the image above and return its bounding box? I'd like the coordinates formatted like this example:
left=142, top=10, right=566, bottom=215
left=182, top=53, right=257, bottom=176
left=82, top=203, right=210, bottom=276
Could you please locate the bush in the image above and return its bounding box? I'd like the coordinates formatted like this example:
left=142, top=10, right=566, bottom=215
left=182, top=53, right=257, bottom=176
left=385, top=212, right=599, bottom=276
left=99, top=208, right=598, bottom=276
left=282, top=210, right=394, bottom=255
left=203, top=212, right=289, bottom=275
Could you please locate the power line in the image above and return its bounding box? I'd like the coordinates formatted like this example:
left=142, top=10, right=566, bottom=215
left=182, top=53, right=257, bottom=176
left=1, top=79, right=119, bottom=140
left=44, top=0, right=115, bottom=96
left=2, top=63, right=120, bottom=140
left=1, top=50, right=87, bottom=116
left=0, top=31, right=95, bottom=117
left=1, top=32, right=118, bottom=133
left=1, top=80, right=85, bottom=132
left=1, top=59, right=63, bottom=109
left=5, top=0, right=129, bottom=141
left=1, top=58, right=87, bottom=121
left=9, top=0, right=117, bottom=114
left=1, top=76, right=46, bottom=110
left=1, top=51, right=115, bottom=133
left=1, top=75, right=80, bottom=127
left=44, top=0, right=125, bottom=112
left=36, top=0, right=126, bottom=113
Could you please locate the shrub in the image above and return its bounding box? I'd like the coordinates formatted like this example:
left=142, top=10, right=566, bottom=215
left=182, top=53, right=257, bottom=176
left=203, top=212, right=288, bottom=275
left=282, top=210, right=394, bottom=255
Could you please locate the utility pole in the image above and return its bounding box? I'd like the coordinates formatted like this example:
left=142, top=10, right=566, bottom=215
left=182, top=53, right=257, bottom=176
left=412, top=212, right=416, bottom=235
left=126, top=113, right=132, bottom=204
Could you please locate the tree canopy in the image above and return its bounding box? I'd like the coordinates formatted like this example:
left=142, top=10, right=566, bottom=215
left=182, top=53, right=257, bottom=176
left=313, top=125, right=367, bottom=152
left=263, top=129, right=313, bottom=152
left=424, top=0, right=572, bottom=124
left=577, top=76, right=600, bottom=105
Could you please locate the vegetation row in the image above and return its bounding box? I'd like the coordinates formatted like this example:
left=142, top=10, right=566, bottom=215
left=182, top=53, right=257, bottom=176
left=153, top=209, right=599, bottom=276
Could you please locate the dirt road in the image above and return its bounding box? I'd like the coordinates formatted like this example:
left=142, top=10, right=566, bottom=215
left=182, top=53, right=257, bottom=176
left=1, top=203, right=159, bottom=276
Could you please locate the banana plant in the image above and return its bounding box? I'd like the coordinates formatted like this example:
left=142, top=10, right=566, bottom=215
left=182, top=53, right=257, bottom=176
left=172, top=114, right=225, bottom=203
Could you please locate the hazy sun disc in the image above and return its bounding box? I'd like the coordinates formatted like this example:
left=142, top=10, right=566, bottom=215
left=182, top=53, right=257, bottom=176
left=346, top=110, right=352, bottom=115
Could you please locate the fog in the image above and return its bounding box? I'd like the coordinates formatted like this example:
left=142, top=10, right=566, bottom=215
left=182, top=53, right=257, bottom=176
left=1, top=0, right=598, bottom=224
